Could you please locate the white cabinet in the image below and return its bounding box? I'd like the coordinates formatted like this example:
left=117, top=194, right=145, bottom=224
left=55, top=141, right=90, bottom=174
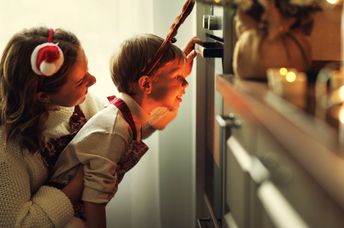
left=256, top=130, right=344, bottom=228
left=216, top=75, right=344, bottom=228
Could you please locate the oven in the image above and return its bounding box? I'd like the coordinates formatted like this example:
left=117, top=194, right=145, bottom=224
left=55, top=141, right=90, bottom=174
left=194, top=1, right=236, bottom=227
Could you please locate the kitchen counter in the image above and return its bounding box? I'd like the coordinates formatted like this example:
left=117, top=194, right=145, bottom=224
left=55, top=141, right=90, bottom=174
left=216, top=74, right=344, bottom=211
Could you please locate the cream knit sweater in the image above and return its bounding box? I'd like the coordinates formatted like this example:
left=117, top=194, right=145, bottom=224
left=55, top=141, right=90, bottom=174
left=0, top=92, right=106, bottom=228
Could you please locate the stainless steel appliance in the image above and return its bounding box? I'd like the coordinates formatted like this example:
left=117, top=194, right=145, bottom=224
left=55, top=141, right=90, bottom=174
left=194, top=1, right=236, bottom=227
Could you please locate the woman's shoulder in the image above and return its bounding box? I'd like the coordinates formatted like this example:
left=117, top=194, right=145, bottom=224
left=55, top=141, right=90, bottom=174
left=78, top=105, right=132, bottom=144
left=0, top=126, right=24, bottom=164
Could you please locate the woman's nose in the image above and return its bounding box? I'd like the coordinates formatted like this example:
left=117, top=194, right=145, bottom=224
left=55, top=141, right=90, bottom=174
left=86, top=73, right=96, bottom=87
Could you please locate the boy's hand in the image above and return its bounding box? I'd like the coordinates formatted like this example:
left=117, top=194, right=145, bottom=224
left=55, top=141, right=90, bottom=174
left=183, top=36, right=202, bottom=77
left=85, top=202, right=106, bottom=228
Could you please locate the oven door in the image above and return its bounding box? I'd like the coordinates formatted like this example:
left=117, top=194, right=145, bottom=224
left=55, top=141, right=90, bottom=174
left=196, top=3, right=236, bottom=227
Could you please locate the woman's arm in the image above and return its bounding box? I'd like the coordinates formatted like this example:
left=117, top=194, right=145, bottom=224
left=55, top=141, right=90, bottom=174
left=142, top=107, right=178, bottom=138
left=0, top=150, right=74, bottom=227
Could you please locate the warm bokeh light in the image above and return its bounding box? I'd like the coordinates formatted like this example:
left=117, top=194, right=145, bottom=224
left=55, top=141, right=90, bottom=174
left=326, top=0, right=341, bottom=4
left=279, top=67, right=288, bottom=76
left=339, top=105, right=344, bottom=124
left=286, top=72, right=297, bottom=82
left=338, top=86, right=344, bottom=101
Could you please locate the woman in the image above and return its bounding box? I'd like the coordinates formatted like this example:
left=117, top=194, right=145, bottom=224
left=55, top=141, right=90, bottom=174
left=0, top=26, right=105, bottom=227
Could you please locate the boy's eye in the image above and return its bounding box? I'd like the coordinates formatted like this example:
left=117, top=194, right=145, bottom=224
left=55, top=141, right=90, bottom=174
left=176, top=75, right=184, bottom=81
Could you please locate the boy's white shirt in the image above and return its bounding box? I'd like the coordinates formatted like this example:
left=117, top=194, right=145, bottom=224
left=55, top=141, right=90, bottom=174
left=51, top=92, right=151, bottom=204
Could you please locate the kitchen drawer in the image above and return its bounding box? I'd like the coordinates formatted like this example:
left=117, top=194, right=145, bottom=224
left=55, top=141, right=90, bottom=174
left=257, top=180, right=308, bottom=228
left=225, top=137, right=269, bottom=228
left=256, top=130, right=344, bottom=228
left=223, top=103, right=257, bottom=155
left=225, top=137, right=252, bottom=228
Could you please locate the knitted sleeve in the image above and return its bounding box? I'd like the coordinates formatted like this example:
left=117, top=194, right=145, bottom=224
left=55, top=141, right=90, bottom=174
left=79, top=91, right=108, bottom=120
left=0, top=149, right=74, bottom=227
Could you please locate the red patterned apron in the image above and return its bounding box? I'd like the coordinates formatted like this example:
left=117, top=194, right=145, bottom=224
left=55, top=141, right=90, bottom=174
left=107, top=96, right=149, bottom=185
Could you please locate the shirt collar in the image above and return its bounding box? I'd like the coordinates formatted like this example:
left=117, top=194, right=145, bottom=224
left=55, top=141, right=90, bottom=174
left=118, top=92, right=150, bottom=126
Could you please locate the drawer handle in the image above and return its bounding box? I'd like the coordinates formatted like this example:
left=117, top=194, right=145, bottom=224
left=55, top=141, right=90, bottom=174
left=216, top=114, right=241, bottom=129
left=258, top=181, right=309, bottom=228
left=227, top=137, right=251, bottom=171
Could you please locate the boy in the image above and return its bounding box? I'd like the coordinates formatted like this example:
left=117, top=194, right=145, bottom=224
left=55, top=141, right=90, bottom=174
left=50, top=33, right=197, bottom=227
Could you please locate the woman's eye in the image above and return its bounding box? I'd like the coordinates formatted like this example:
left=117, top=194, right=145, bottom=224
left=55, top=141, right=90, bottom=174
left=77, top=78, right=85, bottom=86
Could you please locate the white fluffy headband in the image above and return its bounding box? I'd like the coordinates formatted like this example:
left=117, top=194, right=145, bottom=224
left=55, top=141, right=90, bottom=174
left=30, top=29, right=64, bottom=77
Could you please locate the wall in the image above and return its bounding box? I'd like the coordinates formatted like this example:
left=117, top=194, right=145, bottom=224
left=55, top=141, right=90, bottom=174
left=152, top=0, right=197, bottom=227
left=0, top=1, right=197, bottom=227
left=310, top=5, right=342, bottom=61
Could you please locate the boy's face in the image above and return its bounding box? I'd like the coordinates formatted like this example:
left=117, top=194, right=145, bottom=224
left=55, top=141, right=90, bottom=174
left=150, top=59, right=189, bottom=111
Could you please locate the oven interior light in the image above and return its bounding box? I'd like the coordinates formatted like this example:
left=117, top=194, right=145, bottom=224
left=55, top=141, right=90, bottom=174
left=213, top=0, right=221, bottom=3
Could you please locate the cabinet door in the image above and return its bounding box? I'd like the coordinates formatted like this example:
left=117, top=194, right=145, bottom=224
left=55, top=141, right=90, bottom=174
left=256, top=130, right=344, bottom=228
left=257, top=181, right=308, bottom=228
left=225, top=137, right=252, bottom=228
left=223, top=104, right=256, bottom=155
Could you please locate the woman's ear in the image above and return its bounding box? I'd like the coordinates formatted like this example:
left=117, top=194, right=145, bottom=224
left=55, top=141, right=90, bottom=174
left=36, top=92, right=50, bottom=103
left=138, top=76, right=152, bottom=94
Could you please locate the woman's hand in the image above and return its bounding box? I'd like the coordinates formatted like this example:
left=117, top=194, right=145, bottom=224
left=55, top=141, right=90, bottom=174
left=61, top=166, right=84, bottom=204
left=183, top=36, right=202, bottom=77
left=148, top=107, right=177, bottom=130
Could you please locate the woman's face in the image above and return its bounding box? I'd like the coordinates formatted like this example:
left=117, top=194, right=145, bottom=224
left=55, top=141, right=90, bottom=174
left=48, top=48, right=96, bottom=107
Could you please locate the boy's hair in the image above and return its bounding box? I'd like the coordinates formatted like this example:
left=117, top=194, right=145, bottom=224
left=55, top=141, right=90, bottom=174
left=110, top=33, right=185, bottom=94
left=0, top=26, right=81, bottom=153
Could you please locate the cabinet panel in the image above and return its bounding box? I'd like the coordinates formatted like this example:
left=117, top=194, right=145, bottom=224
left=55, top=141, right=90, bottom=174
left=257, top=181, right=308, bottom=228
left=256, top=130, right=344, bottom=228
left=225, top=136, right=271, bottom=228
left=225, top=137, right=252, bottom=228
left=223, top=104, right=256, bottom=155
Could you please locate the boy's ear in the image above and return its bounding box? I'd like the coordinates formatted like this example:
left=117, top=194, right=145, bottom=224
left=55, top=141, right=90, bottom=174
left=36, top=92, right=50, bottom=103
left=138, top=76, right=152, bottom=94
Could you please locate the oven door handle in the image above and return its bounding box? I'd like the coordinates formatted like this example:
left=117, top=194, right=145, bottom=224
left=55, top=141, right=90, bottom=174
left=195, top=42, right=223, bottom=58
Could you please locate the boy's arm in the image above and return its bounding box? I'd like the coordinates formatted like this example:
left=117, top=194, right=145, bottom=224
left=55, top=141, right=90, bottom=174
left=84, top=202, right=106, bottom=228
left=183, top=36, right=201, bottom=77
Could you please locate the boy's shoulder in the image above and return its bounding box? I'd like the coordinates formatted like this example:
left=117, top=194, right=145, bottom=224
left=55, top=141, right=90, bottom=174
left=80, top=104, right=132, bottom=142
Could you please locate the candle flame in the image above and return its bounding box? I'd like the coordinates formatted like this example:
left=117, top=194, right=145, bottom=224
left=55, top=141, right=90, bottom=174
left=279, top=67, right=288, bottom=76
left=286, top=72, right=297, bottom=82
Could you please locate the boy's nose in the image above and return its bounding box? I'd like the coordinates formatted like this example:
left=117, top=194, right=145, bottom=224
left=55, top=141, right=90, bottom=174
left=182, top=78, right=189, bottom=88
